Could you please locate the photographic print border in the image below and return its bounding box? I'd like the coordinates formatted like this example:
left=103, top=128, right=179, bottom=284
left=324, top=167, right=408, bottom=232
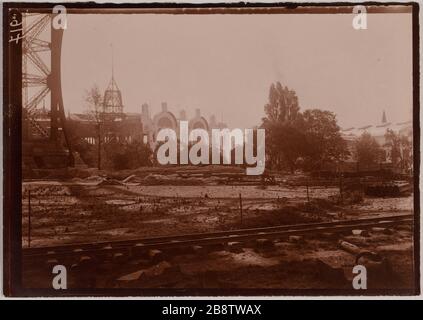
left=2, top=1, right=420, bottom=297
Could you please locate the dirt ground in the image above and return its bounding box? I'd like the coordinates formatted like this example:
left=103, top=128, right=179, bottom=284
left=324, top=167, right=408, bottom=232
left=21, top=171, right=416, bottom=292
left=21, top=180, right=412, bottom=247
left=23, top=221, right=414, bottom=292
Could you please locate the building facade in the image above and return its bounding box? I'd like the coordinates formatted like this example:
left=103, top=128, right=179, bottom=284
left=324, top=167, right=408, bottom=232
left=141, top=102, right=227, bottom=150
left=65, top=74, right=227, bottom=152
left=340, top=111, right=412, bottom=172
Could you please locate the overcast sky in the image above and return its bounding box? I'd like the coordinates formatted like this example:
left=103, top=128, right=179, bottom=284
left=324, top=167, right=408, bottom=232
left=60, top=12, right=413, bottom=129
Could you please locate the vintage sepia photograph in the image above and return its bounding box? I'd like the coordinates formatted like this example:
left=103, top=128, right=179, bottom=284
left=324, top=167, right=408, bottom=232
left=2, top=2, right=420, bottom=297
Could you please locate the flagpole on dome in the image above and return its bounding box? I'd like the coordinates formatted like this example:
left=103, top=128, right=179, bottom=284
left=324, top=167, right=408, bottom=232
left=111, top=43, right=114, bottom=84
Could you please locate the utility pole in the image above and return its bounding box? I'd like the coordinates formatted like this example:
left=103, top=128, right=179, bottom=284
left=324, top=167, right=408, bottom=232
left=306, top=180, right=310, bottom=203
left=239, top=193, right=243, bottom=225
left=28, top=189, right=31, bottom=248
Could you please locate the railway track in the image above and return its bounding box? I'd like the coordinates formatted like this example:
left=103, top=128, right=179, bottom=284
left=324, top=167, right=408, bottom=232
left=23, top=214, right=413, bottom=260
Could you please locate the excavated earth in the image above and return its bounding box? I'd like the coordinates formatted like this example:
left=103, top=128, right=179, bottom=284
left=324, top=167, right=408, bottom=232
left=21, top=169, right=416, bottom=293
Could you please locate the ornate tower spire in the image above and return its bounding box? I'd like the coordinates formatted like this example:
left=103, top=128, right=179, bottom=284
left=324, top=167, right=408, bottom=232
left=103, top=44, right=123, bottom=114
left=111, top=43, right=114, bottom=81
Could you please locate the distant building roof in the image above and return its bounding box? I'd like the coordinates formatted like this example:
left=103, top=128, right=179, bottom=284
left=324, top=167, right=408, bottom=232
left=69, top=113, right=93, bottom=122
left=341, top=120, right=412, bottom=138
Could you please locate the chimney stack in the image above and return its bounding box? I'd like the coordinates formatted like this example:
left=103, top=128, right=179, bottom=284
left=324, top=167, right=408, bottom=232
left=141, top=103, right=150, bottom=119
left=382, top=110, right=387, bottom=124
left=209, top=114, right=217, bottom=127
left=161, top=102, right=168, bottom=112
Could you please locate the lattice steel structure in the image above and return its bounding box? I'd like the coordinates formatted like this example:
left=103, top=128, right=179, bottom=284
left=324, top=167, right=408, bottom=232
left=22, top=13, right=74, bottom=165
left=103, top=76, right=124, bottom=114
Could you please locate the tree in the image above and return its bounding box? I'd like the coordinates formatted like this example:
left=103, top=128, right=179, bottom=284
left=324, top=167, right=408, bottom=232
left=354, top=132, right=383, bottom=168
left=263, top=82, right=300, bottom=124
left=103, top=140, right=153, bottom=170
left=126, top=140, right=153, bottom=168
left=70, top=138, right=97, bottom=168
left=261, top=83, right=348, bottom=173
left=85, top=85, right=103, bottom=169
left=384, top=129, right=413, bottom=172
left=265, top=121, right=307, bottom=172
left=262, top=82, right=303, bottom=171
left=302, top=109, right=349, bottom=171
